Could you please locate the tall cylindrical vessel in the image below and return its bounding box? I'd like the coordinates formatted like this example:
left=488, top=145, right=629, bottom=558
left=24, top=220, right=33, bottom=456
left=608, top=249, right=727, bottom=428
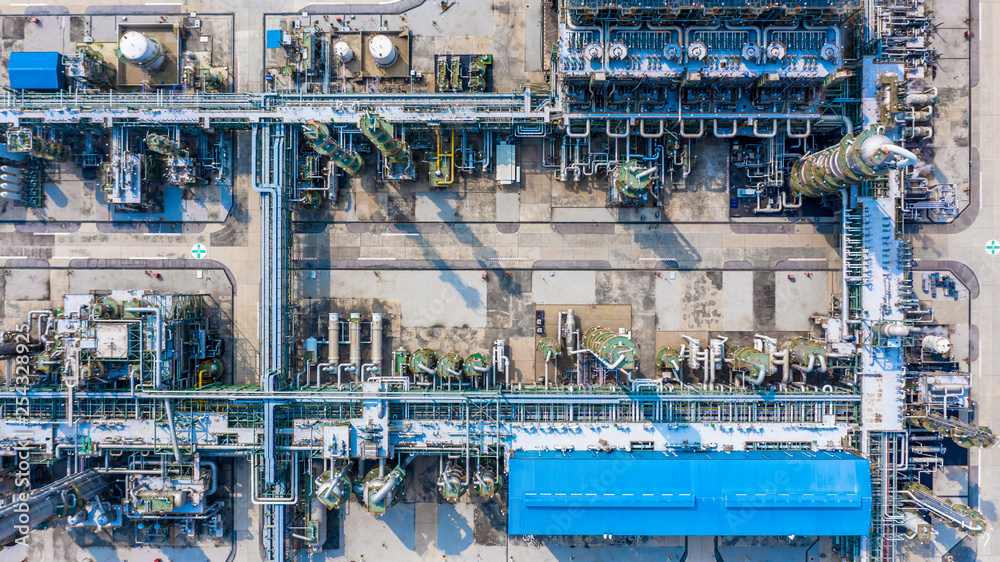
left=327, top=313, right=340, bottom=367
left=371, top=313, right=383, bottom=370
left=118, top=31, right=166, bottom=71
left=359, top=113, right=411, bottom=164
left=789, top=127, right=917, bottom=197
left=302, top=121, right=363, bottom=175
left=369, top=35, right=398, bottom=67
left=349, top=313, right=361, bottom=372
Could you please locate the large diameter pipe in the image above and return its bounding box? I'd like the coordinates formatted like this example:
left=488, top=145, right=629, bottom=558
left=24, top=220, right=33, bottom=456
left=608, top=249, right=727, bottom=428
left=0, top=471, right=107, bottom=546
left=163, top=399, right=182, bottom=463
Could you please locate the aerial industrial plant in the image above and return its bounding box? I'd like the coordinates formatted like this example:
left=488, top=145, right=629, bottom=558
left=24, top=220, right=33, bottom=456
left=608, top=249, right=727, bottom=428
left=0, top=0, right=992, bottom=560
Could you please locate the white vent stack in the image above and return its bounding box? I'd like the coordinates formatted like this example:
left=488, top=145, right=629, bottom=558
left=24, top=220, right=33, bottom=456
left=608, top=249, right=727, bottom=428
left=119, top=31, right=165, bottom=71
left=369, top=35, right=398, bottom=67
left=334, top=41, right=354, bottom=64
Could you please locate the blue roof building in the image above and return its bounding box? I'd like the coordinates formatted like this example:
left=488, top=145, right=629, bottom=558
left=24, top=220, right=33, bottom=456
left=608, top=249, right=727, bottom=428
left=8, top=52, right=64, bottom=90
left=508, top=450, right=872, bottom=537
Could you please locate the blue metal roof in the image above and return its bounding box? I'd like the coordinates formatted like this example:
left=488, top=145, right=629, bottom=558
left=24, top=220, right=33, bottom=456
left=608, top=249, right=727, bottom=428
left=266, top=30, right=284, bottom=49
left=508, top=450, right=872, bottom=537
left=8, top=52, right=64, bottom=90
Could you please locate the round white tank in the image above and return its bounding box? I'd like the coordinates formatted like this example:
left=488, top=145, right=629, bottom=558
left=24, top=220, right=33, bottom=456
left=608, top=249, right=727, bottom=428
left=687, top=41, right=708, bottom=61
left=0, top=174, right=21, bottom=185
left=663, top=43, right=682, bottom=61
left=766, top=41, right=787, bottom=60
left=0, top=191, right=21, bottom=200
left=334, top=41, right=354, bottom=64
left=369, top=35, right=398, bottom=67
left=922, top=335, right=952, bottom=355
left=0, top=165, right=22, bottom=176
left=0, top=182, right=21, bottom=193
left=119, top=31, right=164, bottom=70
left=608, top=42, right=628, bottom=61
left=583, top=42, right=603, bottom=61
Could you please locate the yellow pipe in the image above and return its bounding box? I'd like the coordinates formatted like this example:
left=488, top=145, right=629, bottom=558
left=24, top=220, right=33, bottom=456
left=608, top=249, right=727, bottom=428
left=434, top=129, right=456, bottom=185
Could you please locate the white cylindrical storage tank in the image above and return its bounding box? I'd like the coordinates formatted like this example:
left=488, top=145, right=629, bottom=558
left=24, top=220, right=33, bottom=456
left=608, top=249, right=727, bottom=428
left=0, top=166, right=22, bottom=176
left=334, top=41, right=354, bottom=63
left=0, top=182, right=22, bottom=193
left=119, top=31, right=165, bottom=71
left=922, top=335, right=952, bottom=355
left=0, top=191, right=21, bottom=200
left=0, top=174, right=21, bottom=185
left=368, top=35, right=398, bottom=67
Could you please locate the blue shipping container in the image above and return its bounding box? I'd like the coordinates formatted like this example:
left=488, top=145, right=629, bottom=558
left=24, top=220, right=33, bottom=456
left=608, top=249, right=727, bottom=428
left=9, top=52, right=64, bottom=90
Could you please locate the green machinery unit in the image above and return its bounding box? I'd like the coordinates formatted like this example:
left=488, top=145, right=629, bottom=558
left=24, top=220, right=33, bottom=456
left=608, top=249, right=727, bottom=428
left=612, top=159, right=656, bottom=201
left=582, top=326, right=639, bottom=371
left=302, top=120, right=364, bottom=175
left=437, top=352, right=463, bottom=378
left=359, top=113, right=411, bottom=164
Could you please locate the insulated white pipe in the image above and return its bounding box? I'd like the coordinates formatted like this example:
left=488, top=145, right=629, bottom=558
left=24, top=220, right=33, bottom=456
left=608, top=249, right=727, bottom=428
left=883, top=144, right=918, bottom=168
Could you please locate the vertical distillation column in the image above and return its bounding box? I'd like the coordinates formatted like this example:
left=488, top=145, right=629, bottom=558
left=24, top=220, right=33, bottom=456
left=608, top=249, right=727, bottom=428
left=251, top=123, right=290, bottom=562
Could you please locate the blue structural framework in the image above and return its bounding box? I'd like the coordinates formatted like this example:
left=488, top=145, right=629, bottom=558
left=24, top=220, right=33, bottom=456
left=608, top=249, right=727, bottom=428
left=508, top=451, right=873, bottom=536
left=8, top=52, right=64, bottom=90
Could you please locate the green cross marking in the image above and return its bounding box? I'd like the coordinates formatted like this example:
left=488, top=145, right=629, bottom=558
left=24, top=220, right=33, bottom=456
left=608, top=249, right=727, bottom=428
left=191, top=244, right=207, bottom=259
left=988, top=240, right=1000, bottom=256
